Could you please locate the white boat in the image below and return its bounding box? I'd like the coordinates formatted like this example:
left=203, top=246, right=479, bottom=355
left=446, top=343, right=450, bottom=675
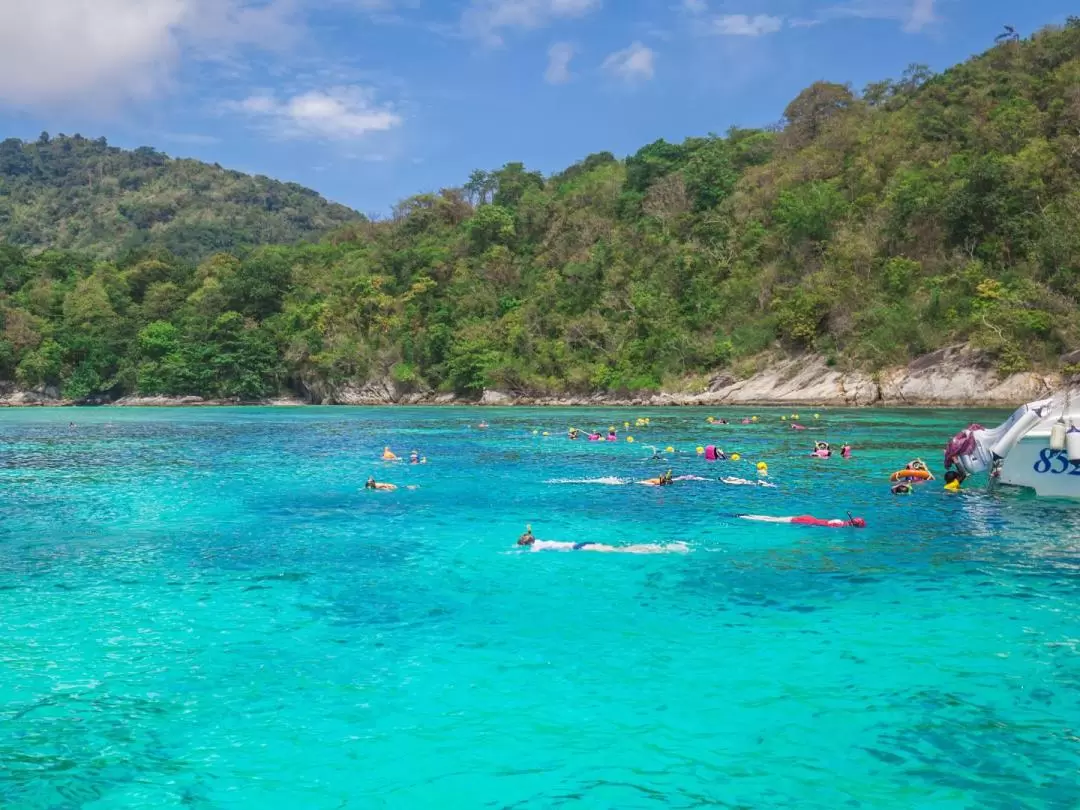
left=945, top=390, right=1080, bottom=498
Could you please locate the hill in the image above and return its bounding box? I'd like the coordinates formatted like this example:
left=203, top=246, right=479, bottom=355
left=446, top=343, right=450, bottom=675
left=1, top=18, right=1078, bottom=403
left=0, top=135, right=362, bottom=262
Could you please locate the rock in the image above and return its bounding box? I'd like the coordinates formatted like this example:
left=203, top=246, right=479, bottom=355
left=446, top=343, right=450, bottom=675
left=479, top=389, right=513, bottom=406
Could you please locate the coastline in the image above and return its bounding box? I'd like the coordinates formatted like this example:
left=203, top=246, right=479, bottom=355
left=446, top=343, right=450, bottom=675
left=3, top=347, right=1073, bottom=410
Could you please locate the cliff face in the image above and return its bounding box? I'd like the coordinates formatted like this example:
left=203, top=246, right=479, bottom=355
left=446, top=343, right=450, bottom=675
left=1, top=347, right=1067, bottom=408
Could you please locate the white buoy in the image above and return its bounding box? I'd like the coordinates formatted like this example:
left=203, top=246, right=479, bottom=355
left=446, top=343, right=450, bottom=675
left=1051, top=420, right=1067, bottom=451
left=1067, top=424, right=1080, bottom=463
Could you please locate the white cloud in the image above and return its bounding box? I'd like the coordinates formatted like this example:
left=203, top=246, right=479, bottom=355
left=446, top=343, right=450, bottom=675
left=904, top=0, right=936, bottom=33
left=545, top=42, right=576, bottom=84
left=0, top=0, right=298, bottom=109
left=227, top=86, right=402, bottom=141
left=818, top=0, right=938, bottom=33
left=602, top=41, right=656, bottom=83
left=682, top=0, right=707, bottom=13
left=712, top=14, right=784, bottom=36
left=462, top=0, right=602, bottom=46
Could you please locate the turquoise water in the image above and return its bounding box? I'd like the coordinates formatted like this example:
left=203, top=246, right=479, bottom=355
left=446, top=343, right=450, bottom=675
left=1, top=407, right=1078, bottom=809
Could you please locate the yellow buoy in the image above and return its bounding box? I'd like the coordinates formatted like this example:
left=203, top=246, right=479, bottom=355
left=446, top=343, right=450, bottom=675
left=627, top=436, right=635, bottom=443
left=752, top=416, right=759, bottom=422
left=814, top=413, right=820, bottom=419
left=731, top=453, right=741, bottom=461
left=696, top=446, right=705, bottom=455
left=665, top=446, right=675, bottom=453
left=781, top=416, right=787, bottom=422
left=757, top=461, right=768, bottom=471
left=542, top=431, right=550, bottom=436
left=624, top=422, right=630, bottom=429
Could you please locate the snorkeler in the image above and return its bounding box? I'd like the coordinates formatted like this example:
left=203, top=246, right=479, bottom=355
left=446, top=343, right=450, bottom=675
left=891, top=482, right=913, bottom=495
left=840, top=444, right=852, bottom=459
left=365, top=477, right=397, bottom=492
left=568, top=428, right=580, bottom=440
left=944, top=470, right=964, bottom=492
left=738, top=513, right=866, bottom=528
left=720, top=476, right=777, bottom=488
left=382, top=447, right=398, bottom=461
left=638, top=469, right=674, bottom=486
left=515, top=530, right=688, bottom=554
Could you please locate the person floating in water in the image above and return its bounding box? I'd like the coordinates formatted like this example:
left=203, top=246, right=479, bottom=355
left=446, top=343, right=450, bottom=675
left=810, top=441, right=832, bottom=459
left=516, top=528, right=688, bottom=554
left=891, top=482, right=914, bottom=495
left=840, top=443, right=852, bottom=459
left=607, top=427, right=618, bottom=442
left=409, top=450, right=427, bottom=465
left=568, top=428, right=580, bottom=440
left=738, top=513, right=866, bottom=528
left=639, top=469, right=674, bottom=486
left=382, top=446, right=398, bottom=461
left=944, top=470, right=964, bottom=492
left=365, top=477, right=397, bottom=492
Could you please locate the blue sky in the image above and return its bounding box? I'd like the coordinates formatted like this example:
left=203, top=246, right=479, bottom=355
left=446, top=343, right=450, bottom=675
left=0, top=0, right=1074, bottom=213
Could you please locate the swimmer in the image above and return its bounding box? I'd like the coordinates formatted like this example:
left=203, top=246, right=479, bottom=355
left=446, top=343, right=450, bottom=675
left=364, top=477, right=397, bottom=492
left=891, top=482, right=913, bottom=495
left=382, top=447, right=398, bottom=461
left=638, top=469, right=674, bottom=487
left=738, top=513, right=866, bottom=528
left=516, top=534, right=689, bottom=554
left=478, top=421, right=489, bottom=429
left=944, top=470, right=964, bottom=492
left=409, top=450, right=421, bottom=464
left=517, top=524, right=536, bottom=545
left=568, top=428, right=580, bottom=440
left=607, top=429, right=618, bottom=442
left=840, top=443, right=852, bottom=459
left=720, top=476, right=778, bottom=488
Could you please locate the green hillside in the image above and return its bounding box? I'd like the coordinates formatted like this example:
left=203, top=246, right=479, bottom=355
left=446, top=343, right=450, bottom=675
left=0, top=135, right=361, bottom=262
left=1, top=19, right=1079, bottom=401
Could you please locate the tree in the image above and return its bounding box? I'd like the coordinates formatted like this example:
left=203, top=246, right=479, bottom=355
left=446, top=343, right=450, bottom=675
left=782, top=82, right=855, bottom=147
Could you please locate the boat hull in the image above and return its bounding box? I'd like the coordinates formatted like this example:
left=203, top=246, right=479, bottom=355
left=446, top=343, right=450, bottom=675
left=999, top=438, right=1080, bottom=498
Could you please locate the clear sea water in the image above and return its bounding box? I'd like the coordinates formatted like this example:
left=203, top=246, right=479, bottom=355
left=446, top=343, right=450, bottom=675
left=1, top=406, right=1078, bottom=810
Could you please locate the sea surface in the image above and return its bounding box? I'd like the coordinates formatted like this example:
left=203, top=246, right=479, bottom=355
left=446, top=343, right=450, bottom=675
left=0, top=406, right=1078, bottom=809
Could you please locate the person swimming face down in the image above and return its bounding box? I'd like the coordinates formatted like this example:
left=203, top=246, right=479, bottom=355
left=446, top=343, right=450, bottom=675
left=517, top=525, right=536, bottom=546
left=365, top=477, right=377, bottom=490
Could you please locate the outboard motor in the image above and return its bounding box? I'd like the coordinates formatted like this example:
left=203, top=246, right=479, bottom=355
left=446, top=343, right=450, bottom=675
left=944, top=399, right=1053, bottom=476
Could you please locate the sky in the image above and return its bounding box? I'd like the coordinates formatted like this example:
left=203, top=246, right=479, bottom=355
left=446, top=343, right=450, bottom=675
left=0, top=0, right=1074, bottom=214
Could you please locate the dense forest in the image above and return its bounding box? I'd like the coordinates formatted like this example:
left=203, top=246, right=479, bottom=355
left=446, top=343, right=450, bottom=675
left=0, top=135, right=361, bottom=261
left=1, top=20, right=1079, bottom=402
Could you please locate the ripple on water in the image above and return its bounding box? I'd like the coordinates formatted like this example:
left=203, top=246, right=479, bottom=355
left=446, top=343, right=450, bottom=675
left=0, top=406, right=1078, bottom=809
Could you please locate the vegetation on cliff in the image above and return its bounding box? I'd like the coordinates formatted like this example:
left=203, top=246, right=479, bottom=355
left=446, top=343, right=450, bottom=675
left=0, top=134, right=361, bottom=262
left=1, top=20, right=1078, bottom=401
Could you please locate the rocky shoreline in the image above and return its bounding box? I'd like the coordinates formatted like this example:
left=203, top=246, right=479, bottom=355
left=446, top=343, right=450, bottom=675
left=2, top=347, right=1073, bottom=409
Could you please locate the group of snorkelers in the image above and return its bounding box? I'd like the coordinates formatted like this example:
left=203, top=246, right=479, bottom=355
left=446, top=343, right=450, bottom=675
left=366, top=447, right=428, bottom=491
left=569, top=427, right=620, bottom=441
left=888, top=458, right=965, bottom=495
left=810, top=441, right=853, bottom=459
